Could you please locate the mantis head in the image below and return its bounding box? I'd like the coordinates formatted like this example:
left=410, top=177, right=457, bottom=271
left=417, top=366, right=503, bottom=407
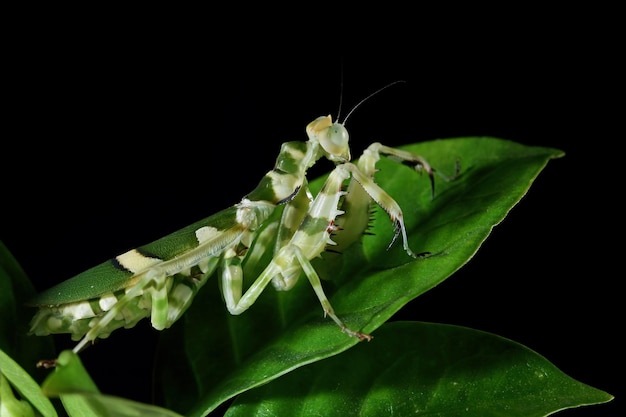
left=306, top=115, right=351, bottom=163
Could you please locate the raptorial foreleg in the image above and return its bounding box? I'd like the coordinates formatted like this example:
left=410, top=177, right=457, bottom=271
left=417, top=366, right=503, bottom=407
left=360, top=143, right=459, bottom=198
left=332, top=145, right=459, bottom=256
left=340, top=163, right=423, bottom=258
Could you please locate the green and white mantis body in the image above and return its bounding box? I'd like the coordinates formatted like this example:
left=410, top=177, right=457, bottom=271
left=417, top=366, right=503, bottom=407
left=28, top=96, right=458, bottom=358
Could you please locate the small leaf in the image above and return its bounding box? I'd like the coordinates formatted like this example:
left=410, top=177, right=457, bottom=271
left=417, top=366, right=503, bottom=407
left=0, top=348, right=57, bottom=417
left=41, top=350, right=184, bottom=417
left=41, top=350, right=99, bottom=397
left=226, top=322, right=614, bottom=417
left=1, top=372, right=35, bottom=417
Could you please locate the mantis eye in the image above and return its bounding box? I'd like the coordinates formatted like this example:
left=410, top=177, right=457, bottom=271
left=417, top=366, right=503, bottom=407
left=306, top=115, right=350, bottom=161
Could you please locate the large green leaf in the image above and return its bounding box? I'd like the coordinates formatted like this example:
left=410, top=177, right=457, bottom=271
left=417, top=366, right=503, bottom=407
left=226, top=321, right=613, bottom=417
left=155, top=137, right=565, bottom=416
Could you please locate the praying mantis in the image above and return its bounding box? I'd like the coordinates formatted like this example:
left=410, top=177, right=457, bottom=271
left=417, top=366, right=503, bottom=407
left=27, top=84, right=459, bottom=359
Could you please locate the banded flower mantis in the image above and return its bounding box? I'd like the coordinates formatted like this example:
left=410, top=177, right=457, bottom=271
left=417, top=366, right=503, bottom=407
left=27, top=89, right=458, bottom=359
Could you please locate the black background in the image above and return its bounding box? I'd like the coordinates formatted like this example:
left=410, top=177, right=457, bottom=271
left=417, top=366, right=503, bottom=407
left=1, top=12, right=620, bottom=417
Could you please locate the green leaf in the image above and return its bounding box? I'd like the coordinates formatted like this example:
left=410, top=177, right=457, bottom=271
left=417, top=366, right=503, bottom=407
left=41, top=350, right=184, bottom=417
left=1, top=373, right=35, bottom=417
left=60, top=394, right=186, bottom=417
left=41, top=350, right=100, bottom=397
left=225, top=321, right=614, bottom=417
left=155, top=137, right=566, bottom=416
left=0, top=348, right=57, bottom=417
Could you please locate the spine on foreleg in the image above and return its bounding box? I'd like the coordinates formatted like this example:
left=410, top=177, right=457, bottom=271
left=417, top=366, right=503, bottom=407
left=291, top=164, right=350, bottom=256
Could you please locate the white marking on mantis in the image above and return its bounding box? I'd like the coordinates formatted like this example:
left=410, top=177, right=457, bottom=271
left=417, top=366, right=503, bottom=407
left=195, top=226, right=221, bottom=243
left=63, top=302, right=95, bottom=320
left=99, top=294, right=117, bottom=311
left=266, top=171, right=302, bottom=201
left=116, top=249, right=162, bottom=273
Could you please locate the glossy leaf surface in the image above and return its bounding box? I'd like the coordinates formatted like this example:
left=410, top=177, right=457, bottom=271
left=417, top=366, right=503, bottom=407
left=226, top=321, right=613, bottom=417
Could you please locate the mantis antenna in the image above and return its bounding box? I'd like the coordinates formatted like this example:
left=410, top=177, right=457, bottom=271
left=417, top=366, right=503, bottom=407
left=341, top=80, right=407, bottom=125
